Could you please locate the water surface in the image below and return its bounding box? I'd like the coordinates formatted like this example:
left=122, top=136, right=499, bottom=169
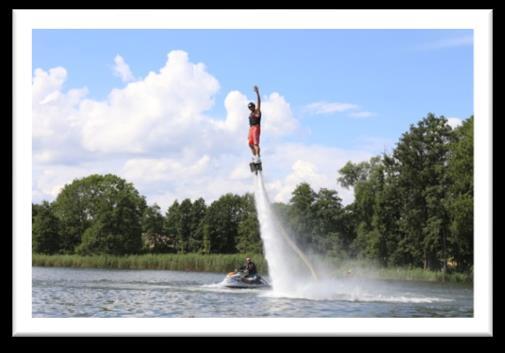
left=32, top=267, right=473, bottom=318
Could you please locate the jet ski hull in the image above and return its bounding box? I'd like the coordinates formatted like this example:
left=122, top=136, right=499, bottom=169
left=222, top=272, right=271, bottom=289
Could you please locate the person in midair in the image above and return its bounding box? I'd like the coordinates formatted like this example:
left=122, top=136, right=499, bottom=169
left=248, top=85, right=262, bottom=163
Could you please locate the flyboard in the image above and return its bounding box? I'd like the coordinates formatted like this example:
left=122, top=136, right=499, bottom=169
left=249, top=160, right=262, bottom=175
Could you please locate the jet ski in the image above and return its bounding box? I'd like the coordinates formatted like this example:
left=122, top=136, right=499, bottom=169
left=222, top=271, right=271, bottom=289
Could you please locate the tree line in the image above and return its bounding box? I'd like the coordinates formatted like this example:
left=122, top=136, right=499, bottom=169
left=32, top=113, right=473, bottom=272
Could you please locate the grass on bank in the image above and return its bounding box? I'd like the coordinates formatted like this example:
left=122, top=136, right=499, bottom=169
left=319, top=258, right=472, bottom=283
left=32, top=253, right=472, bottom=283
left=32, top=253, right=267, bottom=274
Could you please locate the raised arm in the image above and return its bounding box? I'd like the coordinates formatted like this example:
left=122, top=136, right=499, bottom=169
left=254, top=85, right=261, bottom=112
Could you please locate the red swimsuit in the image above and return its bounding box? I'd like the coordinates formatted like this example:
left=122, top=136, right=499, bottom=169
left=248, top=112, right=261, bottom=146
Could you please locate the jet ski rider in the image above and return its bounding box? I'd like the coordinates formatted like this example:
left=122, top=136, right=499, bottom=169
left=239, top=257, right=257, bottom=280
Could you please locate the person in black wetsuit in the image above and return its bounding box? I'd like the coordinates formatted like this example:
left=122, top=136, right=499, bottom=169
left=244, top=257, right=257, bottom=277
left=238, top=257, right=258, bottom=282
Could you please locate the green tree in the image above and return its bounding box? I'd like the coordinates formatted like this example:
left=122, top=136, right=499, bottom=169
left=393, top=113, right=453, bottom=270
left=288, top=183, right=316, bottom=246
left=77, top=174, right=146, bottom=255
left=189, top=198, right=207, bottom=253
left=32, top=203, right=43, bottom=223
left=32, top=201, right=61, bottom=254
left=141, top=204, right=173, bottom=253
left=203, top=194, right=247, bottom=253
left=311, top=188, right=344, bottom=255
left=52, top=176, right=98, bottom=253
left=337, top=205, right=358, bottom=257
left=176, top=199, right=193, bottom=253
left=236, top=194, right=262, bottom=255
left=338, top=161, right=372, bottom=188
left=375, top=154, right=403, bottom=266
left=142, top=204, right=164, bottom=234
left=447, top=116, right=473, bottom=271
left=338, top=157, right=387, bottom=262
left=163, top=200, right=180, bottom=252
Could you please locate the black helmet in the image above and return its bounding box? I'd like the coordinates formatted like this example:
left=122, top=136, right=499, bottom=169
left=248, top=102, right=255, bottom=109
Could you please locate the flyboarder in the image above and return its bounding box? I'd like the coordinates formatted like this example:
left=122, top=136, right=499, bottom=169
left=248, top=85, right=262, bottom=174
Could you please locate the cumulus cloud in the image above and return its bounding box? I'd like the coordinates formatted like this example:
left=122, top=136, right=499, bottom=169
left=215, top=90, right=297, bottom=138
left=262, top=143, right=372, bottom=205
left=33, top=51, right=298, bottom=161
left=32, top=67, right=89, bottom=164
left=32, top=67, right=67, bottom=104
left=32, top=67, right=87, bottom=139
left=121, top=155, right=210, bottom=183
left=113, top=54, right=135, bottom=82
left=32, top=164, right=99, bottom=201
left=260, top=92, right=298, bottom=135
left=81, top=50, right=221, bottom=154
left=32, top=50, right=372, bottom=211
left=270, top=160, right=326, bottom=203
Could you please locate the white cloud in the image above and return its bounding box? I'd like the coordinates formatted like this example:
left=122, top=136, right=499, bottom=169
left=33, top=51, right=298, bottom=163
left=121, top=155, right=210, bottom=183
left=270, top=160, right=325, bottom=203
left=447, top=117, right=463, bottom=129
left=32, top=67, right=67, bottom=104
left=260, top=92, right=298, bottom=135
left=263, top=143, right=372, bottom=206
left=113, top=55, right=135, bottom=82
left=304, top=101, right=374, bottom=119
left=126, top=142, right=372, bottom=211
left=80, top=50, right=221, bottom=154
left=230, top=162, right=251, bottom=180
left=215, top=90, right=298, bottom=138
left=32, top=164, right=97, bottom=201
left=216, top=90, right=250, bottom=133
left=32, top=50, right=372, bottom=211
left=32, top=67, right=89, bottom=164
left=305, top=102, right=358, bottom=114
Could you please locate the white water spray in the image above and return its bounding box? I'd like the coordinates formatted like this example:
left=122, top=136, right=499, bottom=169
left=254, top=172, right=318, bottom=295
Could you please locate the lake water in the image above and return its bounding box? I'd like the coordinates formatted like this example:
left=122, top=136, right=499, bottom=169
left=32, top=266, right=473, bottom=318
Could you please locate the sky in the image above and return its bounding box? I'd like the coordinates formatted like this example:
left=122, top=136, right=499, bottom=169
left=32, top=29, right=473, bottom=210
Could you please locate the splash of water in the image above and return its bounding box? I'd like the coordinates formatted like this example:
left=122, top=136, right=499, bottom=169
left=253, top=172, right=451, bottom=304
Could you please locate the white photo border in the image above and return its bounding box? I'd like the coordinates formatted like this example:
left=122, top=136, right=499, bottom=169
left=13, top=9, right=492, bottom=336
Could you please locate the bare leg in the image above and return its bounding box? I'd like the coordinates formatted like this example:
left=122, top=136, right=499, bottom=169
left=254, top=145, right=260, bottom=158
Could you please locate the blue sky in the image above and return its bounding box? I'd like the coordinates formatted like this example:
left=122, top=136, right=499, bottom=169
left=32, top=29, right=473, bottom=209
left=33, top=29, right=473, bottom=148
